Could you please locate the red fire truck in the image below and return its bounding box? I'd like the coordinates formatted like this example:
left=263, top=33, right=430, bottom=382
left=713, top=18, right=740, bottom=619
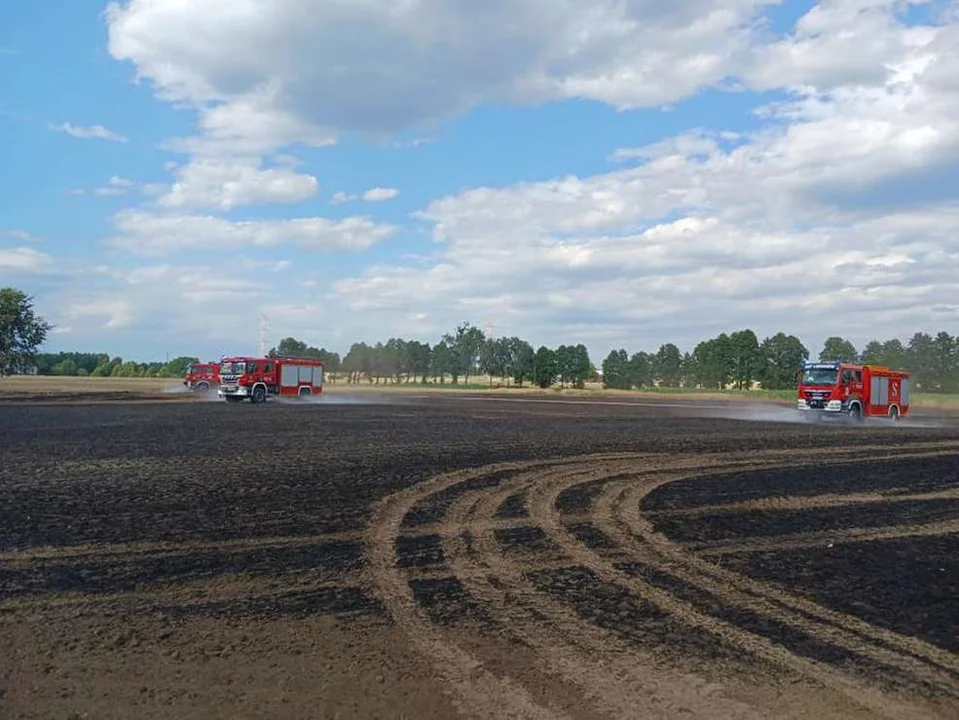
left=183, top=362, right=221, bottom=393
left=217, top=355, right=325, bottom=404
left=796, top=360, right=910, bottom=422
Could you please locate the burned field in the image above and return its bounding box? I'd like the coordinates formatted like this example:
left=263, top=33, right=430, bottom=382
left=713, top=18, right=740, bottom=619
left=1, top=395, right=958, bottom=719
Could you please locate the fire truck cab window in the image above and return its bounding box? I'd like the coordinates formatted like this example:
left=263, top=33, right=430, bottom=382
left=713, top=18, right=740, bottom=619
left=264, top=363, right=273, bottom=373
left=842, top=370, right=853, bottom=383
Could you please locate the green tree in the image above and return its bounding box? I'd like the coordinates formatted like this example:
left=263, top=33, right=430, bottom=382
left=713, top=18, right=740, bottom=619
left=819, top=336, right=858, bottom=363
left=728, top=330, right=761, bottom=390
left=601, top=349, right=629, bottom=390
left=510, top=338, right=535, bottom=386
left=161, top=356, right=200, bottom=378
left=653, top=343, right=683, bottom=387
left=0, top=288, right=53, bottom=376
left=443, top=322, right=486, bottom=384
left=692, top=334, right=733, bottom=389
left=933, top=332, right=958, bottom=393
left=568, top=344, right=592, bottom=389
left=430, top=341, right=452, bottom=384
left=627, top=351, right=653, bottom=389
left=907, top=332, right=936, bottom=390
left=532, top=346, right=558, bottom=388
left=758, top=333, right=808, bottom=390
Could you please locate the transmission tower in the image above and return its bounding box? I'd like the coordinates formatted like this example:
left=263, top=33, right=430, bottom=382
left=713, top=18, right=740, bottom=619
left=259, top=313, right=270, bottom=356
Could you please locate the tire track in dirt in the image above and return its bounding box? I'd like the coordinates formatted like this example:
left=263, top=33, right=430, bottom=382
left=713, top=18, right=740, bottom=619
left=688, top=519, right=959, bottom=555
left=365, top=457, right=594, bottom=720
left=526, top=464, right=946, bottom=719
left=648, top=486, right=959, bottom=518
left=613, top=453, right=959, bottom=678
left=441, top=460, right=790, bottom=720
left=366, top=443, right=959, bottom=719
left=591, top=478, right=959, bottom=695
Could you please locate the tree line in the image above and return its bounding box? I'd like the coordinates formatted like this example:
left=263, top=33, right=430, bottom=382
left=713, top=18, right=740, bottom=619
left=3, top=286, right=958, bottom=393
left=268, top=324, right=595, bottom=389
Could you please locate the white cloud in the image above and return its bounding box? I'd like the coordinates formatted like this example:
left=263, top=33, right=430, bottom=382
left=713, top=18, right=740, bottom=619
left=68, top=176, right=135, bottom=197
left=105, top=0, right=776, bottom=150
left=53, top=122, right=128, bottom=142
left=362, top=187, right=399, bottom=202
left=330, top=191, right=356, bottom=205
left=327, top=4, right=959, bottom=355
left=96, top=176, right=135, bottom=196
left=105, top=210, right=397, bottom=256
left=34, top=0, right=955, bottom=360
left=156, top=157, right=319, bottom=211
left=0, top=229, right=41, bottom=243
left=61, top=299, right=134, bottom=330
left=0, top=247, right=52, bottom=272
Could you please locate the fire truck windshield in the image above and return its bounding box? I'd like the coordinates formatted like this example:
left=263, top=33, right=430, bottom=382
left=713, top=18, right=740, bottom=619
left=801, top=367, right=838, bottom=385
left=220, top=361, right=250, bottom=374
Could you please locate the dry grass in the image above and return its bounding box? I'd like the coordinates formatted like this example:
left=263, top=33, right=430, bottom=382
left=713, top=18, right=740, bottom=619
left=0, top=375, right=181, bottom=395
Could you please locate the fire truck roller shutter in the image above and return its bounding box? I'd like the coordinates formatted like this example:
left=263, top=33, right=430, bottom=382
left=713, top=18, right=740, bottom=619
left=280, top=364, right=299, bottom=387
left=902, top=378, right=910, bottom=406
left=313, top=366, right=323, bottom=385
left=298, top=365, right=313, bottom=383
left=870, top=376, right=890, bottom=406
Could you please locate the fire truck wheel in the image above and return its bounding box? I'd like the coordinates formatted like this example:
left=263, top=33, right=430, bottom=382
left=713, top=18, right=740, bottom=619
left=195, top=382, right=209, bottom=393
left=847, top=403, right=863, bottom=423
left=298, top=387, right=311, bottom=400
left=251, top=385, right=266, bottom=404
left=889, top=405, right=901, bottom=421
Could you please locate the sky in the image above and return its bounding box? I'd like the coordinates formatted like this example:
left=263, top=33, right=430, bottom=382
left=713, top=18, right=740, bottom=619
left=1, top=0, right=958, bottom=364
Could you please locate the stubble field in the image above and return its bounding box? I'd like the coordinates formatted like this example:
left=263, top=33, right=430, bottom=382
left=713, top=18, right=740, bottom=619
left=1, top=391, right=958, bottom=719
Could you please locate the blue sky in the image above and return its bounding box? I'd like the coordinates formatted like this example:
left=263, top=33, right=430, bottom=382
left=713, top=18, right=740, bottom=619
left=1, top=0, right=958, bottom=364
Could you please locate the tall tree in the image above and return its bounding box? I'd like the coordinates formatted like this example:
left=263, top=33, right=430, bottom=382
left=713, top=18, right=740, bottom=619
left=934, top=332, right=958, bottom=393
left=758, top=333, right=808, bottom=390
left=729, top=329, right=761, bottom=390
left=0, top=287, right=52, bottom=376
left=568, top=344, right=592, bottom=389
left=601, top=349, right=630, bottom=390
left=692, top=334, right=732, bottom=389
left=907, top=332, right=936, bottom=390
left=532, top=346, right=558, bottom=389
left=819, top=336, right=858, bottom=363
left=653, top=343, right=683, bottom=387
left=627, top=351, right=653, bottom=389
left=443, top=322, right=485, bottom=384
left=510, top=338, right=535, bottom=386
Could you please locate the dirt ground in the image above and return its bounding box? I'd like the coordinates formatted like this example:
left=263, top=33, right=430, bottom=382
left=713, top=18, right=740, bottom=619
left=1, top=394, right=957, bottom=719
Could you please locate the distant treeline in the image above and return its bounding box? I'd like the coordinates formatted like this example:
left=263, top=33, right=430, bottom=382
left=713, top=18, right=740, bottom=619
left=29, top=324, right=959, bottom=393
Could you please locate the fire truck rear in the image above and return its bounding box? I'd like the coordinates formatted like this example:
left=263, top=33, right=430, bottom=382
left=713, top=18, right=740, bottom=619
left=217, top=355, right=325, bottom=404
left=183, top=362, right=220, bottom=393
left=796, top=360, right=910, bottom=422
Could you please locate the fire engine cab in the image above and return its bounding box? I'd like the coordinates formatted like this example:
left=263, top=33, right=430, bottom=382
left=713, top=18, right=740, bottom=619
left=183, top=362, right=220, bottom=393
left=217, top=355, right=324, bottom=404
left=796, top=360, right=910, bottom=422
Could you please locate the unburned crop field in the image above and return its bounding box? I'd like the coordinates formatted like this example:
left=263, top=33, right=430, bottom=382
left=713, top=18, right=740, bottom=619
left=1, top=395, right=958, bottom=719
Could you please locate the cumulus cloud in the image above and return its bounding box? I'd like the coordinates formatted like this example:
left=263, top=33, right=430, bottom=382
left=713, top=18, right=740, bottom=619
left=156, top=157, right=319, bottom=211
left=45, top=0, right=957, bottom=359
left=329, top=3, right=959, bottom=353
left=105, top=210, right=397, bottom=256
left=105, top=0, right=776, bottom=148
left=52, top=122, right=128, bottom=142
left=329, top=191, right=355, bottom=205
left=0, top=229, right=41, bottom=243
left=0, top=246, right=53, bottom=272
left=362, top=187, right=400, bottom=202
